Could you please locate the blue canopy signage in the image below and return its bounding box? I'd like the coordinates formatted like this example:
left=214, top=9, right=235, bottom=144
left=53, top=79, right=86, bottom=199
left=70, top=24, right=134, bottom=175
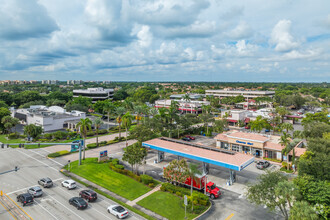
left=236, top=140, right=253, bottom=145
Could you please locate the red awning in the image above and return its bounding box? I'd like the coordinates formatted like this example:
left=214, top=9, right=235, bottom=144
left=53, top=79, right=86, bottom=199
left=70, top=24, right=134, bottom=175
left=244, top=118, right=250, bottom=123
left=285, top=115, right=303, bottom=119
left=227, top=119, right=238, bottom=123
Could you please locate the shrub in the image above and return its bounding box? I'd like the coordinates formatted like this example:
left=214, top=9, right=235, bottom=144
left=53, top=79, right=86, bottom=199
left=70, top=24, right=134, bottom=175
left=282, top=161, right=288, bottom=168
left=148, top=183, right=154, bottom=188
left=140, top=175, right=154, bottom=185
left=87, top=143, right=97, bottom=149
left=176, top=191, right=182, bottom=197
left=38, top=139, right=48, bottom=142
left=8, top=133, right=20, bottom=139
left=98, top=129, right=108, bottom=134
left=53, top=131, right=68, bottom=140
left=263, top=157, right=282, bottom=163
left=112, top=158, right=119, bottom=165
left=115, top=164, right=124, bottom=170
left=87, top=131, right=95, bottom=136
left=48, top=150, right=70, bottom=158
left=44, top=133, right=52, bottom=140
left=100, top=141, right=107, bottom=145
left=20, top=134, right=27, bottom=139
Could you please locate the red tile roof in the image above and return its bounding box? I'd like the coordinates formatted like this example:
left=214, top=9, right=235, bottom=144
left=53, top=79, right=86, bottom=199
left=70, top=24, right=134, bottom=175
left=144, top=138, right=254, bottom=167
left=289, top=147, right=306, bottom=157
left=264, top=142, right=284, bottom=151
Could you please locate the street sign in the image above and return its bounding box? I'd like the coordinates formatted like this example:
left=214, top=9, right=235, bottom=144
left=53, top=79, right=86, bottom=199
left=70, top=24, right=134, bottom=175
left=99, top=150, right=109, bottom=162
left=184, top=195, right=188, bottom=206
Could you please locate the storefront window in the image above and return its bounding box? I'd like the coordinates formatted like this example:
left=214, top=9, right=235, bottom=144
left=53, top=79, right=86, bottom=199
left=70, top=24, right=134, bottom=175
left=242, top=146, right=250, bottom=153
left=232, top=144, right=240, bottom=152
left=221, top=142, right=229, bottom=150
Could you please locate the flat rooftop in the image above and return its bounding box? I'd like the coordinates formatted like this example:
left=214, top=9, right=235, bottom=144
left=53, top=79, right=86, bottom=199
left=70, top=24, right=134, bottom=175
left=205, top=90, right=275, bottom=95
left=143, top=138, right=254, bottom=171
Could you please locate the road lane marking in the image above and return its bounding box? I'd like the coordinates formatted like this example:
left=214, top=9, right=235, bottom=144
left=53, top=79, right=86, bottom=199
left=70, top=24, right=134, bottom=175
left=7, top=178, right=63, bottom=195
left=30, top=150, right=64, bottom=166
left=225, top=213, right=234, bottom=220
left=34, top=200, right=59, bottom=220
left=3, top=192, right=34, bottom=220
left=56, top=185, right=113, bottom=220
left=16, top=149, right=58, bottom=172
left=45, top=193, right=85, bottom=220
left=0, top=199, right=17, bottom=220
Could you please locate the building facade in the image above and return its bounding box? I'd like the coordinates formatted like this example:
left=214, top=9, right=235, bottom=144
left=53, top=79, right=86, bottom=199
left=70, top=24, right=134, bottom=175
left=11, top=106, right=86, bottom=132
left=205, top=90, right=275, bottom=100
left=214, top=131, right=285, bottom=160
left=73, top=87, right=114, bottom=103
left=155, top=99, right=210, bottom=114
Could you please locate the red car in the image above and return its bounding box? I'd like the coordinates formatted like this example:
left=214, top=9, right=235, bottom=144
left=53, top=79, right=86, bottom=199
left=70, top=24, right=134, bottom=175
left=79, top=190, right=97, bottom=202
left=186, top=136, right=195, bottom=140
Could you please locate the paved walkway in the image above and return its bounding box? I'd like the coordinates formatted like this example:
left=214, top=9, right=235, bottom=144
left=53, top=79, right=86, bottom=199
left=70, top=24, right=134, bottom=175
left=126, top=184, right=162, bottom=206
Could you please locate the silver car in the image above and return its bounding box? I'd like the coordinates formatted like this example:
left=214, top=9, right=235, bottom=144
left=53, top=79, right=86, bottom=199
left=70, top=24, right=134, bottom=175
left=27, top=186, right=43, bottom=197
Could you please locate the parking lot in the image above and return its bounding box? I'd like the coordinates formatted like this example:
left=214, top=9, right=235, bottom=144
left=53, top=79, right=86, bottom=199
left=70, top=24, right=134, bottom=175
left=0, top=148, right=143, bottom=220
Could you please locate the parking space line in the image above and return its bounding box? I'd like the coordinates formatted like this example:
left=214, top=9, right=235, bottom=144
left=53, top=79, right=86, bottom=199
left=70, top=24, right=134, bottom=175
left=45, top=193, right=85, bottom=220
left=34, top=200, right=59, bottom=220
left=3, top=192, right=34, bottom=220
left=30, top=150, right=64, bottom=167
left=16, top=149, right=58, bottom=172
left=225, top=213, right=234, bottom=220
left=7, top=178, right=63, bottom=195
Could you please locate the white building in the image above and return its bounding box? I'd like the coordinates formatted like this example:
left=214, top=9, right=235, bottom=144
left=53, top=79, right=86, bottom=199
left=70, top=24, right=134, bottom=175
left=73, top=87, right=114, bottom=103
left=205, top=90, right=275, bottom=100
left=67, top=80, right=82, bottom=85
left=169, top=93, right=204, bottom=100
left=155, top=99, right=210, bottom=114
left=11, top=106, right=86, bottom=132
left=41, top=80, right=58, bottom=85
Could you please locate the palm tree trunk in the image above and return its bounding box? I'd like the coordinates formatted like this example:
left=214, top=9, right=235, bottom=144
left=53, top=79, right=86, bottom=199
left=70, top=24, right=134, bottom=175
left=125, top=127, right=128, bottom=147
left=191, top=178, right=194, bottom=212
left=96, top=130, right=99, bottom=147
left=107, top=112, right=110, bottom=130
left=83, top=138, right=86, bottom=160
left=118, top=123, right=121, bottom=138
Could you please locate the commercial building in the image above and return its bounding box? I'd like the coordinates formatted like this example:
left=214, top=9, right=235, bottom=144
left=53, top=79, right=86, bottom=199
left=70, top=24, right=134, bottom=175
left=214, top=131, right=288, bottom=160
left=205, top=90, right=275, bottom=100
left=169, top=93, right=204, bottom=100
left=42, top=80, right=58, bottom=85
left=67, top=80, right=83, bottom=85
left=155, top=99, right=210, bottom=114
left=73, top=87, right=114, bottom=103
left=11, top=106, right=86, bottom=132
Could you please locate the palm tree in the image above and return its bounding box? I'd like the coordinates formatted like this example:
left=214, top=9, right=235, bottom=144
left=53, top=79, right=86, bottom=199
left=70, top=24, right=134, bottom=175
left=183, top=94, right=191, bottom=114
left=93, top=117, right=103, bottom=147
left=280, top=123, right=294, bottom=133
left=186, top=163, right=202, bottom=211
left=279, top=132, right=291, bottom=170
left=104, top=102, right=115, bottom=130
left=141, top=105, right=150, bottom=124
left=115, top=107, right=126, bottom=138
left=149, top=107, right=158, bottom=118
left=122, top=112, right=134, bottom=147
left=76, top=118, right=92, bottom=160
left=134, top=105, right=144, bottom=125
left=249, top=116, right=266, bottom=133
left=123, top=99, right=133, bottom=111
left=276, top=106, right=288, bottom=123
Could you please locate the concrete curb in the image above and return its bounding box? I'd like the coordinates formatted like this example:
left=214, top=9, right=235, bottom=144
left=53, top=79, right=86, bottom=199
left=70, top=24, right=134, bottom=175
left=193, top=200, right=213, bottom=220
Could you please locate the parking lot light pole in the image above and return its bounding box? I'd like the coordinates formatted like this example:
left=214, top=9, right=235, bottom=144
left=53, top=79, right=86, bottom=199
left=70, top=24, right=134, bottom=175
left=79, top=143, right=82, bottom=166
left=68, top=160, right=71, bottom=172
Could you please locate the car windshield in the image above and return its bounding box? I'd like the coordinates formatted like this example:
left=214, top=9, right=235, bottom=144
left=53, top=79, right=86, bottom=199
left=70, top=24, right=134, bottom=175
left=210, top=184, right=216, bottom=190
left=36, top=189, right=42, bottom=192
left=115, top=206, right=125, bottom=213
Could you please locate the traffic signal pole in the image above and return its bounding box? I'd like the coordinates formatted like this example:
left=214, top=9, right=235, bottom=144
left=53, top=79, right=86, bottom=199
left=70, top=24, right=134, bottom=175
left=0, top=167, right=19, bottom=175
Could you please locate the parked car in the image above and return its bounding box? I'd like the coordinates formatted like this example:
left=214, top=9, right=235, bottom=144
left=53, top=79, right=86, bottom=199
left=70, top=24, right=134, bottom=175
left=69, top=197, right=88, bottom=210
left=79, top=190, right=97, bottom=202
left=186, top=136, right=195, bottom=140
left=181, top=137, right=191, bottom=141
left=265, top=129, right=270, bottom=132
left=244, top=126, right=250, bottom=129
left=38, top=177, right=53, bottom=188
left=61, top=180, right=77, bottom=190
left=107, top=205, right=129, bottom=219
left=256, top=161, right=270, bottom=169
left=17, top=193, right=34, bottom=206
left=27, top=186, right=43, bottom=197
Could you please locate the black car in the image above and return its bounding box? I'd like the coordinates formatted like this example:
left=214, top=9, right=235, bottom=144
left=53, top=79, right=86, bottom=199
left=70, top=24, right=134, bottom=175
left=17, top=193, right=34, bottom=206
left=79, top=190, right=97, bottom=202
left=69, top=197, right=88, bottom=210
left=38, top=177, right=53, bottom=188
left=256, top=161, right=270, bottom=169
left=181, top=137, right=191, bottom=141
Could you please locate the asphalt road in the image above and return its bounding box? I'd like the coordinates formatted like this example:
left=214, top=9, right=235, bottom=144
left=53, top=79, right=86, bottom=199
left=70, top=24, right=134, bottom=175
left=0, top=148, right=143, bottom=220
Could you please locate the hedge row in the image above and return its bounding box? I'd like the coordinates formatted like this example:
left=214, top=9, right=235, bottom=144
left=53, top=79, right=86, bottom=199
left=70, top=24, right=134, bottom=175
left=263, top=157, right=282, bottom=163
left=160, top=183, right=210, bottom=207
left=108, top=159, right=155, bottom=188
left=8, top=133, right=26, bottom=139
left=48, top=150, right=71, bottom=158
left=86, top=137, right=126, bottom=149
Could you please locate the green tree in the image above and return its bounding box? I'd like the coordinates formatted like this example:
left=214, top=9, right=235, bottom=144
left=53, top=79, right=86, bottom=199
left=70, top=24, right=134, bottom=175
left=76, top=118, right=92, bottom=160
left=134, top=105, right=144, bottom=125
left=0, top=101, right=9, bottom=109
left=249, top=116, right=268, bottom=133
left=246, top=171, right=296, bottom=220
left=280, top=132, right=292, bottom=169
left=0, top=107, right=11, bottom=131
left=129, top=124, right=157, bottom=142
left=24, top=124, right=43, bottom=139
left=115, top=107, right=126, bottom=138
left=163, top=159, right=189, bottom=183
left=289, top=201, right=318, bottom=220
left=213, top=119, right=228, bottom=133
left=104, top=102, right=116, bottom=130
left=303, top=122, right=330, bottom=138
left=93, top=117, right=103, bottom=147
left=281, top=123, right=294, bottom=133
left=187, top=163, right=202, bottom=211
left=122, top=142, right=147, bottom=174
left=1, top=116, right=19, bottom=134
left=302, top=112, right=330, bottom=126
left=122, top=112, right=134, bottom=147
left=276, top=106, right=288, bottom=123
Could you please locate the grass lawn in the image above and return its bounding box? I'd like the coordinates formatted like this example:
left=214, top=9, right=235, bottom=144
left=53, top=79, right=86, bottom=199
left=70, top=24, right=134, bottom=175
left=0, top=134, right=25, bottom=145
left=137, top=191, right=202, bottom=220
left=65, top=158, right=151, bottom=201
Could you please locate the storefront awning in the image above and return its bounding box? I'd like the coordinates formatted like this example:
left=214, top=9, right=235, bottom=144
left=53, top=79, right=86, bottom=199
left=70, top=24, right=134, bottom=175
left=227, top=119, right=238, bottom=123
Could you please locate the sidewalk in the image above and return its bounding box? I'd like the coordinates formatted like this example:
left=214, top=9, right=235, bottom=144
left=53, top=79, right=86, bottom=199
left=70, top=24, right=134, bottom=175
left=127, top=185, right=161, bottom=206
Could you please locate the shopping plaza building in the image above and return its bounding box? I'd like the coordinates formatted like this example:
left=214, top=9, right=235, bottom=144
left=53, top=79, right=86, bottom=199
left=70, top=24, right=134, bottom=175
left=214, top=131, right=298, bottom=160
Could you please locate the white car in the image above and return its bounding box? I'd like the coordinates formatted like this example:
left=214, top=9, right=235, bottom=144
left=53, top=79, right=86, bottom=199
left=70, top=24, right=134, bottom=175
left=61, top=180, right=77, bottom=189
left=107, top=205, right=128, bottom=219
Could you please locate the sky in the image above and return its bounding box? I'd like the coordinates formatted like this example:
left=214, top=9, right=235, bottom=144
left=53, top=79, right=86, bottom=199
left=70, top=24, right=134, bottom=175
left=1, top=0, right=330, bottom=82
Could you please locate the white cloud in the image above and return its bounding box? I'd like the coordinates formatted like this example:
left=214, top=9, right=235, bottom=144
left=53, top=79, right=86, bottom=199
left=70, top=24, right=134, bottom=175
left=260, top=49, right=321, bottom=61
left=137, top=25, right=153, bottom=47
left=227, top=21, right=253, bottom=39
left=270, top=20, right=299, bottom=52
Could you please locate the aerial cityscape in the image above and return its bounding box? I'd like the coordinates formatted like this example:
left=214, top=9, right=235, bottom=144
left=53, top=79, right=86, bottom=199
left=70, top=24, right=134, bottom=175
left=0, top=1, right=329, bottom=220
